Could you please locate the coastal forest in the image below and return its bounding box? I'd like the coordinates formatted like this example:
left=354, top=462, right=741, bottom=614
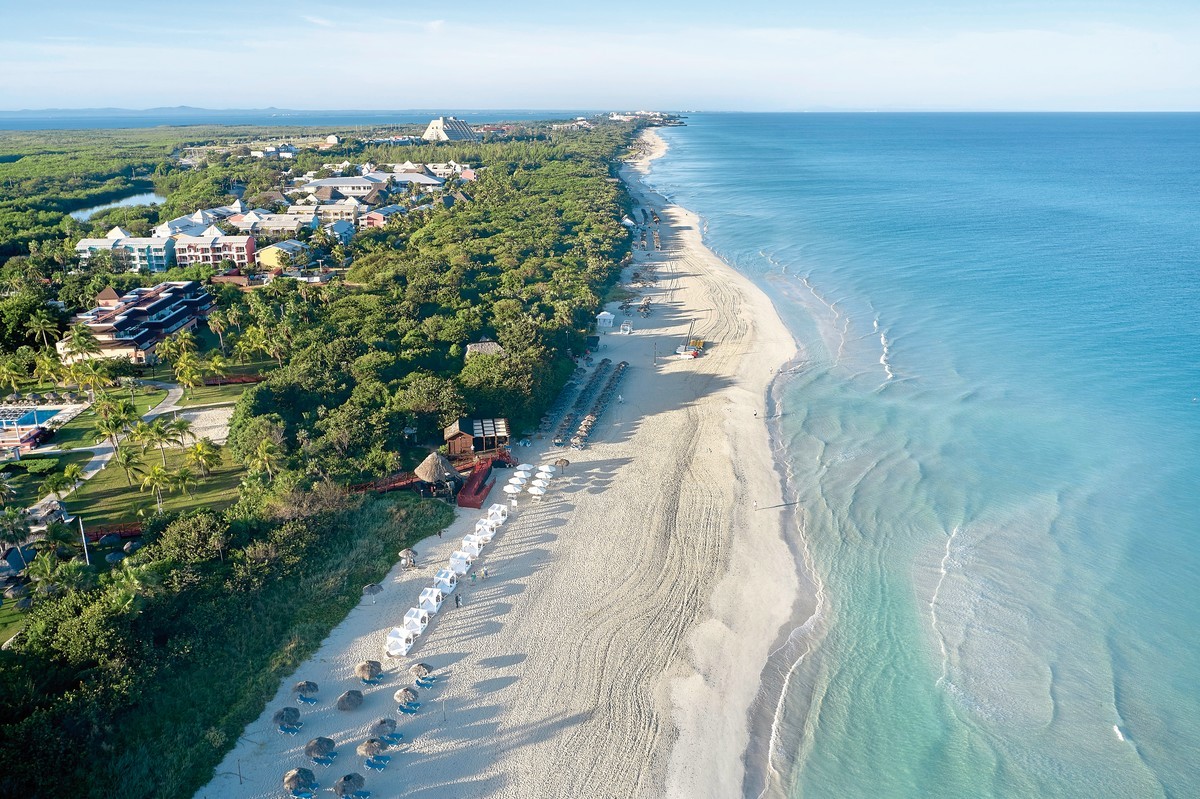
left=0, top=119, right=638, bottom=797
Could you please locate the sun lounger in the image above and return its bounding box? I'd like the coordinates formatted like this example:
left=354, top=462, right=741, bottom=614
left=397, top=703, right=420, bottom=714
left=415, top=676, right=434, bottom=689
left=278, top=724, right=301, bottom=735
left=291, top=790, right=315, bottom=799
left=365, top=758, right=387, bottom=772
left=353, top=791, right=371, bottom=799
left=381, top=732, right=403, bottom=745
left=360, top=677, right=382, bottom=686
left=296, top=694, right=318, bottom=705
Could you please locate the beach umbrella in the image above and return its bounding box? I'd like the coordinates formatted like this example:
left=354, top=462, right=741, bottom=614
left=273, top=707, right=301, bottom=726
left=293, top=680, right=318, bottom=696
left=513, top=469, right=532, bottom=478
left=362, top=583, right=383, bottom=597
left=537, top=464, right=557, bottom=473
left=4, top=394, right=17, bottom=403
left=4, top=584, right=28, bottom=599
left=104, top=552, right=126, bottom=565
left=332, top=773, right=365, bottom=797
left=414, top=452, right=459, bottom=484
left=399, top=548, right=417, bottom=560
left=355, top=661, right=382, bottom=681
left=516, top=463, right=534, bottom=471
left=394, top=687, right=418, bottom=704
left=44, top=392, right=62, bottom=403
left=336, top=690, right=364, bottom=711
left=123, top=540, right=143, bottom=554
left=283, top=768, right=316, bottom=791
left=98, top=534, right=122, bottom=547
left=409, top=663, right=432, bottom=678
left=555, top=458, right=570, bottom=472
left=502, top=484, right=521, bottom=496
left=506, top=476, right=526, bottom=486
left=65, top=392, right=81, bottom=401
left=357, top=738, right=386, bottom=758
left=527, top=486, right=546, bottom=497
left=535, top=471, right=553, bottom=481
left=370, top=718, right=397, bottom=737
left=304, top=737, right=336, bottom=758
left=14, top=596, right=32, bottom=611
left=531, top=479, right=550, bottom=488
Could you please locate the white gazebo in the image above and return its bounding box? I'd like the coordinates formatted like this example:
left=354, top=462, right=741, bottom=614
left=385, top=627, right=416, bottom=658
left=419, top=587, right=444, bottom=614
left=487, top=503, right=509, bottom=522
left=462, top=534, right=485, bottom=557
left=449, top=550, right=474, bottom=575
left=596, top=311, right=615, bottom=329
left=403, top=607, right=430, bottom=635
left=433, top=568, right=457, bottom=593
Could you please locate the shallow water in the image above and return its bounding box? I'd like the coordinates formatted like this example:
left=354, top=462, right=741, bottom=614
left=644, top=113, right=1200, bottom=799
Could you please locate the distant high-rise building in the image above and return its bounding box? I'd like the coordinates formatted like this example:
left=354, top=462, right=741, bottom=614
left=422, top=116, right=480, bottom=143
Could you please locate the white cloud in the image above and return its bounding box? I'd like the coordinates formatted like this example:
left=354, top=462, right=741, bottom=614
left=302, top=15, right=335, bottom=28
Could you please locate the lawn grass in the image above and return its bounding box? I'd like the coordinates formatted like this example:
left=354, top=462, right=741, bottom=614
left=45, top=388, right=168, bottom=451
left=1, top=450, right=93, bottom=508
left=0, top=597, right=27, bottom=645
left=173, top=382, right=248, bottom=408
left=70, top=447, right=244, bottom=527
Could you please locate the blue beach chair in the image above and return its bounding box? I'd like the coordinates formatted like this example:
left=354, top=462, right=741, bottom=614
left=353, top=791, right=371, bottom=799
left=415, top=677, right=435, bottom=689
left=397, top=703, right=420, bottom=714
left=381, top=732, right=403, bottom=746
left=296, top=694, right=318, bottom=706
left=277, top=724, right=300, bottom=736
left=365, top=759, right=387, bottom=772
left=360, top=677, right=382, bottom=686
left=290, top=790, right=315, bottom=799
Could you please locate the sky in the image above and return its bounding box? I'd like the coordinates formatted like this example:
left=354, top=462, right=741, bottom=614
left=1, top=1, right=1198, bottom=111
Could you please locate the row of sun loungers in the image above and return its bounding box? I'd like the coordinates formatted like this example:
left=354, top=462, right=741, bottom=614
left=570, top=361, right=629, bottom=450
left=553, top=359, right=613, bottom=447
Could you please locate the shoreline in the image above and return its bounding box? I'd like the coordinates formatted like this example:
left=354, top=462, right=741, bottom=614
left=197, top=127, right=805, bottom=799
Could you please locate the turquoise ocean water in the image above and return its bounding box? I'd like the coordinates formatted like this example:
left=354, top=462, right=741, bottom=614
left=643, top=114, right=1200, bottom=799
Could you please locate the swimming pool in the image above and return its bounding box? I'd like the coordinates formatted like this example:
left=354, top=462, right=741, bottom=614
left=0, top=408, right=59, bottom=428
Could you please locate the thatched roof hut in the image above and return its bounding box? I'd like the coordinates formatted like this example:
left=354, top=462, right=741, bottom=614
left=409, top=663, right=432, bottom=678
left=293, top=680, right=318, bottom=696
left=370, top=718, right=397, bottom=737
left=273, top=707, right=301, bottom=726
left=332, top=773, right=365, bottom=796
left=356, top=738, right=385, bottom=758
left=414, top=452, right=460, bottom=484
left=394, top=687, right=418, bottom=704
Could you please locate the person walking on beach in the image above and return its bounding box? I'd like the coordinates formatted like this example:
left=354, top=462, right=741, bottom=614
left=454, top=594, right=461, bottom=609
left=482, top=567, right=489, bottom=580
left=470, top=571, right=477, bottom=584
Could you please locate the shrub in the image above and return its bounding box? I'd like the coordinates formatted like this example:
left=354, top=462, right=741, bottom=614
left=15, top=458, right=57, bottom=474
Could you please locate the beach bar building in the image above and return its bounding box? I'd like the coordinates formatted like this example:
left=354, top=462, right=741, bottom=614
left=444, top=418, right=511, bottom=457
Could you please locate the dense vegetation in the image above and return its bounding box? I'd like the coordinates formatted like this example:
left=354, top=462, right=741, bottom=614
left=0, top=119, right=640, bottom=797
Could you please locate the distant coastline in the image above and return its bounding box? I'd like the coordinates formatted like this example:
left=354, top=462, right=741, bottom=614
left=0, top=108, right=600, bottom=131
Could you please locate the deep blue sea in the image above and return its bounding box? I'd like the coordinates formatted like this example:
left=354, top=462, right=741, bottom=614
left=644, top=114, right=1200, bottom=799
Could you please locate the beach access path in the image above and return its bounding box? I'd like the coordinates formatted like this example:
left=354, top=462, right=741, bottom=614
left=197, top=129, right=801, bottom=799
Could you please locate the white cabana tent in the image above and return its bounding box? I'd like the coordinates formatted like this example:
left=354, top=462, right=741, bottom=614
left=596, top=311, right=615, bottom=329
left=403, top=607, right=430, bottom=635
left=385, top=627, right=416, bottom=658
left=449, top=550, right=474, bottom=575
left=419, top=587, right=444, bottom=614
left=462, top=534, right=485, bottom=557
left=433, top=568, right=457, bottom=593
left=487, top=503, right=509, bottom=522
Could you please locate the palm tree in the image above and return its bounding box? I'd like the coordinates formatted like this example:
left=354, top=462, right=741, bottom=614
left=173, top=329, right=198, bottom=360
left=0, top=475, right=15, bottom=504
left=249, top=438, right=283, bottom=481
left=132, top=417, right=173, bottom=466
left=139, top=464, right=173, bottom=512
left=108, top=562, right=163, bottom=615
left=26, top=550, right=59, bottom=593
left=74, top=359, right=109, bottom=401
left=55, top=559, right=96, bottom=592
left=0, top=507, right=31, bottom=569
left=155, top=336, right=179, bottom=366
left=39, top=473, right=74, bottom=504
left=92, top=415, right=126, bottom=451
left=172, top=467, right=196, bottom=497
left=0, top=358, right=24, bottom=394
left=62, top=323, right=101, bottom=362
left=25, top=312, right=61, bottom=349
left=32, top=349, right=62, bottom=387
left=225, top=304, right=244, bottom=332
left=166, top=416, right=194, bottom=448
left=62, top=463, right=86, bottom=493
left=185, top=437, right=222, bottom=477
left=37, top=521, right=77, bottom=559
left=111, top=445, right=145, bottom=488
left=204, top=354, right=229, bottom=383
left=207, top=310, right=228, bottom=353
left=174, top=352, right=203, bottom=398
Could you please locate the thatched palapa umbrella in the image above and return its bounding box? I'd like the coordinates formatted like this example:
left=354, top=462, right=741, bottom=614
left=370, top=718, right=397, bottom=737
left=304, top=737, right=336, bottom=758
left=409, top=663, right=432, bottom=678
left=98, top=534, right=122, bottom=547
left=394, top=687, right=418, bottom=704
left=273, top=707, right=301, bottom=726
left=293, top=680, right=319, bottom=696
left=282, top=767, right=316, bottom=791
left=357, top=738, right=386, bottom=758
left=555, top=457, right=570, bottom=472
left=362, top=583, right=382, bottom=597
left=355, top=661, right=382, bottom=681
left=414, top=452, right=460, bottom=484
left=336, top=690, right=364, bottom=710
left=105, top=552, right=126, bottom=565
left=332, top=773, right=365, bottom=797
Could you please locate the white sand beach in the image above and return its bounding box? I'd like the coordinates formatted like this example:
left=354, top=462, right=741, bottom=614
left=197, top=129, right=801, bottom=799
